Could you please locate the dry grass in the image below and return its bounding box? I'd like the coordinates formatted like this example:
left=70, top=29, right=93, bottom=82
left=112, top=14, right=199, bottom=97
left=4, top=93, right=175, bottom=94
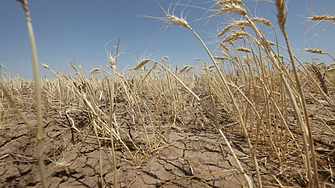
left=1, top=0, right=335, bottom=187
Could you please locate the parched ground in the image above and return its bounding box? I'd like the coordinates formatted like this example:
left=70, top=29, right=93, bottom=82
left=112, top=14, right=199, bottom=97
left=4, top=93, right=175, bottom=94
left=0, top=112, right=254, bottom=187
left=1, top=88, right=335, bottom=188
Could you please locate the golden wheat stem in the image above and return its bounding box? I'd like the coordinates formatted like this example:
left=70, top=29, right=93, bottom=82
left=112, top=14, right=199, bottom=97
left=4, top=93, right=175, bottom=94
left=15, top=0, right=48, bottom=187
left=109, top=57, right=118, bottom=188
left=92, top=119, right=105, bottom=187
left=187, top=26, right=256, bottom=188
left=276, top=1, right=319, bottom=186
left=237, top=8, right=315, bottom=186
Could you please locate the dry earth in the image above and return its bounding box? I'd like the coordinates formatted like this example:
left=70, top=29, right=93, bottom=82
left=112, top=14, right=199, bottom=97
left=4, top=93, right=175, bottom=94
left=1, top=88, right=335, bottom=188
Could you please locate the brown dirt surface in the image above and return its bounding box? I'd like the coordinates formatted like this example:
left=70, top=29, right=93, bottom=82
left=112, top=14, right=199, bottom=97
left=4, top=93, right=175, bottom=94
left=1, top=86, right=335, bottom=188
left=1, top=113, right=251, bottom=187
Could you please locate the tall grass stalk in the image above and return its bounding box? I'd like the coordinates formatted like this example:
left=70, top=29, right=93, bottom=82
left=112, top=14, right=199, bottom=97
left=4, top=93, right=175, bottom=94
left=14, top=0, right=47, bottom=187
left=246, top=16, right=312, bottom=185
left=218, top=2, right=316, bottom=186
left=275, top=0, right=319, bottom=186
left=189, top=16, right=260, bottom=188
left=108, top=32, right=122, bottom=188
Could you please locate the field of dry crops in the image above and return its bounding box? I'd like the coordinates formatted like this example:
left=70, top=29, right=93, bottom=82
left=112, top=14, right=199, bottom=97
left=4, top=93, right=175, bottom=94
left=1, top=0, right=335, bottom=187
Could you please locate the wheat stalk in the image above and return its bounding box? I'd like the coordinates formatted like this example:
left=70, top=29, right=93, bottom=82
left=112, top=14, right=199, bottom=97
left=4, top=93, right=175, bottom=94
left=275, top=0, right=319, bottom=186
left=14, top=0, right=48, bottom=187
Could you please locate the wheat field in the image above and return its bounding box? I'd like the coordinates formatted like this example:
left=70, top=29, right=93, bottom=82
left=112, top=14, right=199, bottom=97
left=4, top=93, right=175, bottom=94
left=1, top=0, right=334, bottom=187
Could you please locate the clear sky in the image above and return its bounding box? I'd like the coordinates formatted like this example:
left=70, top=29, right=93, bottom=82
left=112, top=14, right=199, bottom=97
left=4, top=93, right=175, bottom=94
left=1, top=0, right=334, bottom=78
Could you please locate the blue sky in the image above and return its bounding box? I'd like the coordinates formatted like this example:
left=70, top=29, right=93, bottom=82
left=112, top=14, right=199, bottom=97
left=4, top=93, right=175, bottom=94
left=1, top=0, right=334, bottom=78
